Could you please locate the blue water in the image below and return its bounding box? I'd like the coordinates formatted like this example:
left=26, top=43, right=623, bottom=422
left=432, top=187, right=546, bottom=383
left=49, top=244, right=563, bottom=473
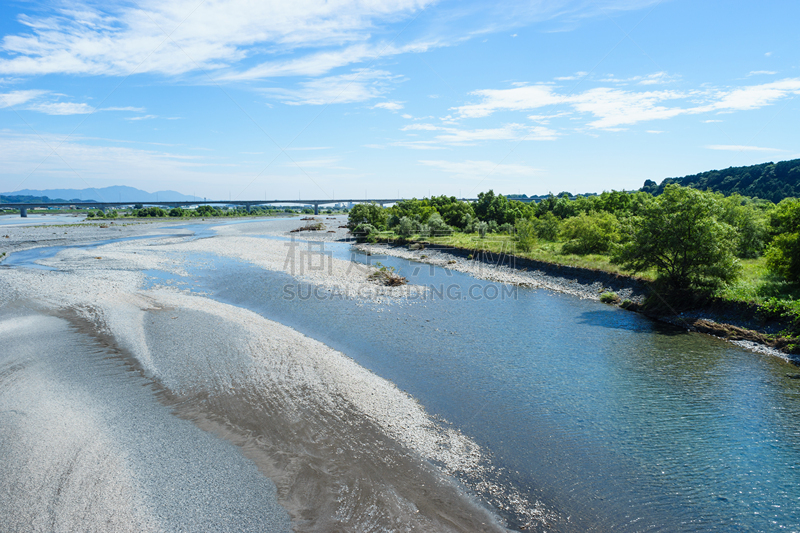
left=7, top=224, right=800, bottom=531
left=173, top=240, right=800, bottom=532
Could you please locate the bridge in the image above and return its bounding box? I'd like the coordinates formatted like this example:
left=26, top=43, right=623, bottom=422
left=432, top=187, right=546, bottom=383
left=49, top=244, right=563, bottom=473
left=0, top=195, right=553, bottom=217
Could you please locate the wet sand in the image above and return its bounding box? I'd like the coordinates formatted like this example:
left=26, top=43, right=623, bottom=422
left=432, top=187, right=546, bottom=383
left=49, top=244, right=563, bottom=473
left=0, top=217, right=520, bottom=532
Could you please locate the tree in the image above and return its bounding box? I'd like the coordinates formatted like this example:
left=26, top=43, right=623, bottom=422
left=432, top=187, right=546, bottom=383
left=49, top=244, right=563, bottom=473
left=766, top=233, right=800, bottom=282
left=426, top=212, right=453, bottom=236
left=347, top=203, right=387, bottom=230
left=396, top=216, right=414, bottom=237
left=475, top=190, right=516, bottom=225
left=612, top=185, right=740, bottom=297
left=560, top=211, right=620, bottom=255
left=765, top=198, right=800, bottom=282
left=531, top=212, right=560, bottom=241
left=515, top=218, right=537, bottom=252
left=196, top=205, right=216, bottom=217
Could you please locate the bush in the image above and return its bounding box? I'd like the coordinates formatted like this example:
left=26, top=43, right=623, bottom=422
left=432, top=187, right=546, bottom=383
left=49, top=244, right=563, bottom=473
left=86, top=211, right=95, bottom=218
left=169, top=207, right=184, bottom=217
left=196, top=205, right=216, bottom=217
left=136, top=206, right=167, bottom=217
left=427, top=212, right=453, bottom=236
left=477, top=221, right=488, bottom=238
left=532, top=212, right=560, bottom=241
left=348, top=203, right=387, bottom=230
left=600, top=292, right=620, bottom=304
left=766, top=232, right=800, bottom=283
left=560, top=211, right=620, bottom=255
left=498, top=222, right=515, bottom=234
left=515, top=218, right=537, bottom=252
left=396, top=216, right=414, bottom=237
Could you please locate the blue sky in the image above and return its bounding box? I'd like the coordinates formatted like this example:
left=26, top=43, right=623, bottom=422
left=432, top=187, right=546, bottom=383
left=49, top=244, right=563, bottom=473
left=1, top=0, right=799, bottom=200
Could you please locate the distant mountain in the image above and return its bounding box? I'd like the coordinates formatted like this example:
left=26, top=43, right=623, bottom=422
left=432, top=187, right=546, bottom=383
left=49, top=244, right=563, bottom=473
left=641, top=159, right=800, bottom=202
left=0, top=194, right=89, bottom=204
left=0, top=186, right=198, bottom=203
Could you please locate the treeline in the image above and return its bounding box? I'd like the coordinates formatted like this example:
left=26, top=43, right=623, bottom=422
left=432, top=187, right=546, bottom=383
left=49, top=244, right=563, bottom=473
left=642, top=158, right=800, bottom=203
left=86, top=205, right=339, bottom=218
left=348, top=188, right=800, bottom=301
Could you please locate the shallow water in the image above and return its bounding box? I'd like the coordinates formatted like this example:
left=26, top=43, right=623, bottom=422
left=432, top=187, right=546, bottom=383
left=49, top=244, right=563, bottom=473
left=168, top=237, right=800, bottom=532
left=4, top=220, right=800, bottom=531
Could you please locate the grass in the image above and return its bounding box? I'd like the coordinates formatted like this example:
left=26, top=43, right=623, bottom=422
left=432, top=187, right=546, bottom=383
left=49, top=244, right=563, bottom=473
left=373, top=230, right=657, bottom=280
left=719, top=258, right=800, bottom=305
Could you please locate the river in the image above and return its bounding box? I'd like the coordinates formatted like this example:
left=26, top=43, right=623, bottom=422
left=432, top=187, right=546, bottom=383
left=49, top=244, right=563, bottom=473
left=1, top=217, right=799, bottom=531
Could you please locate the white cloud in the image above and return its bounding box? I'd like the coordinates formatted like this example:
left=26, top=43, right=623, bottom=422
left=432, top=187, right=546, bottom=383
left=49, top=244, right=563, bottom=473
left=570, top=87, right=688, bottom=128
left=0, top=89, right=48, bottom=107
left=125, top=114, right=157, bottom=120
left=748, top=70, right=777, bottom=76
left=0, top=1, right=435, bottom=78
left=401, top=113, right=413, bottom=119
left=703, top=119, right=722, bottom=123
left=28, top=102, right=94, bottom=115
left=401, top=122, right=557, bottom=145
left=262, top=68, right=395, bottom=105
left=456, top=84, right=565, bottom=118
left=453, top=77, right=800, bottom=129
left=706, top=145, right=784, bottom=152
left=419, top=159, right=540, bottom=180
left=646, top=130, right=662, bottom=134
left=554, top=71, right=587, bottom=81
left=372, top=101, right=404, bottom=111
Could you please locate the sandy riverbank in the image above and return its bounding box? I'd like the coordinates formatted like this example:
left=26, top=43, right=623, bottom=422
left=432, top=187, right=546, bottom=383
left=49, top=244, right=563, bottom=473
left=0, top=217, right=532, bottom=532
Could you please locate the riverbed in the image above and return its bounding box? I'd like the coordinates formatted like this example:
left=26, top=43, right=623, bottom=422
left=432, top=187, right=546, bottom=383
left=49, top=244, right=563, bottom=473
left=1, top=216, right=799, bottom=532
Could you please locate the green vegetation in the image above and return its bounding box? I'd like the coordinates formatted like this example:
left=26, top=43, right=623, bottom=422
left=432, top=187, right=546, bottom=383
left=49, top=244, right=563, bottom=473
left=346, top=185, right=800, bottom=340
left=642, top=158, right=800, bottom=203
left=612, top=185, right=740, bottom=298
left=600, top=292, right=620, bottom=304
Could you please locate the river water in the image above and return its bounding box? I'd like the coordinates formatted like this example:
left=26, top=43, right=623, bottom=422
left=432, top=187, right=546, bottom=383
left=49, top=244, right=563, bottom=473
left=172, top=236, right=800, bottom=532
left=3, top=220, right=800, bottom=531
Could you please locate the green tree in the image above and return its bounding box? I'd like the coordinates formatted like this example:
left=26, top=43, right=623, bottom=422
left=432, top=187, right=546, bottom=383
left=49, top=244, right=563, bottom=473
left=475, top=190, right=516, bottom=225
left=347, top=203, right=387, bottom=230
left=719, top=194, right=770, bottom=258
left=766, top=233, right=800, bottom=282
left=196, top=205, right=216, bottom=217
left=515, top=218, right=537, bottom=252
left=426, top=212, right=453, bottom=236
left=532, top=212, right=560, bottom=241
left=169, top=207, right=184, bottom=217
left=560, top=211, right=620, bottom=255
left=396, top=216, right=414, bottom=237
left=613, top=185, right=740, bottom=297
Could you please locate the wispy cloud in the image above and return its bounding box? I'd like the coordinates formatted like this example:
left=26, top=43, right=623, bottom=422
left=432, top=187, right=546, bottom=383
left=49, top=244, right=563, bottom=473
left=0, top=1, right=434, bottom=77
left=747, top=71, right=777, bottom=76
left=372, top=101, right=404, bottom=111
left=125, top=114, right=158, bottom=120
left=262, top=69, right=396, bottom=105
left=401, top=122, right=557, bottom=145
left=0, top=89, right=48, bottom=107
left=453, top=77, right=800, bottom=129
left=28, top=102, right=94, bottom=115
